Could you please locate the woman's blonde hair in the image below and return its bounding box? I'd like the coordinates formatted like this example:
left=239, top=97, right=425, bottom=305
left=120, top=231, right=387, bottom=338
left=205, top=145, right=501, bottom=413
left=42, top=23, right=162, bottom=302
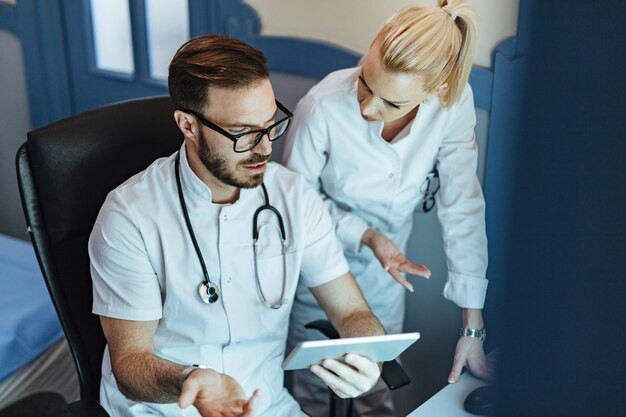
left=371, top=0, right=477, bottom=108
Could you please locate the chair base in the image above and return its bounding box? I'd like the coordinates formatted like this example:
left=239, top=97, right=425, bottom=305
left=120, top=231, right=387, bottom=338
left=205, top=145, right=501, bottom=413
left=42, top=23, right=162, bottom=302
left=0, top=392, right=66, bottom=417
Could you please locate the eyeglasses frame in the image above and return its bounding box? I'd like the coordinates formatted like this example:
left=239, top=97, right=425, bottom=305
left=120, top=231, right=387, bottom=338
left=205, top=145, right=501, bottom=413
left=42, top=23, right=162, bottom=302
left=421, top=169, right=441, bottom=213
left=179, top=100, right=293, bottom=153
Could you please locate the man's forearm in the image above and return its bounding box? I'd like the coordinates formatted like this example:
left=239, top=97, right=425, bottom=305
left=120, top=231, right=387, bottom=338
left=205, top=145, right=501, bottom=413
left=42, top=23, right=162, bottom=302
left=336, top=309, right=386, bottom=339
left=112, top=351, right=186, bottom=403
left=311, top=272, right=386, bottom=339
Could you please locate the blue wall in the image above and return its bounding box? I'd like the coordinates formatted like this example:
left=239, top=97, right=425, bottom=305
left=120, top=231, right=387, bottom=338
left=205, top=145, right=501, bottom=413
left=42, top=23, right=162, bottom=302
left=494, top=1, right=626, bottom=415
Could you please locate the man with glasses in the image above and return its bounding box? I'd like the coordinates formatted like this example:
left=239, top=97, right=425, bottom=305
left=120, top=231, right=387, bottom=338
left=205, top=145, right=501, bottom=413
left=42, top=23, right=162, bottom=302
left=88, top=35, right=384, bottom=417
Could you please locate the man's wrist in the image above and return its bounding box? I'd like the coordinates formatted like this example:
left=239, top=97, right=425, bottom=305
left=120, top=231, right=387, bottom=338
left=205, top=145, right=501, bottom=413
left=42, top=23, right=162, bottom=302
left=177, top=365, right=199, bottom=390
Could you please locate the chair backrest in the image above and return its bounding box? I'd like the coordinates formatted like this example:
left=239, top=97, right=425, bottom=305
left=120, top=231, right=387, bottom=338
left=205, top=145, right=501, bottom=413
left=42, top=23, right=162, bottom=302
left=16, top=96, right=183, bottom=402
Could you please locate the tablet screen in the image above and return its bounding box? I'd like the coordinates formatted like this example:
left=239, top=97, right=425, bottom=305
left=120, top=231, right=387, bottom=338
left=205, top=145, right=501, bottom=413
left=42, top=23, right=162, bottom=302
left=282, top=332, right=420, bottom=371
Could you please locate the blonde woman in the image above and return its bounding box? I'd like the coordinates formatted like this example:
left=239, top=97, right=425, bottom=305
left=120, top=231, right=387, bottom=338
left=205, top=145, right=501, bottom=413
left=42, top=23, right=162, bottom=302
left=283, top=1, right=492, bottom=415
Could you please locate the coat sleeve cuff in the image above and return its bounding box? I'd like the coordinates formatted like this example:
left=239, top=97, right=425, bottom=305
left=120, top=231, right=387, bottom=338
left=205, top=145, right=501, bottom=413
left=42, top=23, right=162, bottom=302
left=442, top=271, right=489, bottom=309
left=336, top=214, right=370, bottom=254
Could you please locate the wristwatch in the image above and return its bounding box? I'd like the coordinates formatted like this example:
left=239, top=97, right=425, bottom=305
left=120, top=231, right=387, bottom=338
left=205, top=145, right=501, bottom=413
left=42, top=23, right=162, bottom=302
left=460, top=327, right=487, bottom=343
left=178, top=364, right=201, bottom=390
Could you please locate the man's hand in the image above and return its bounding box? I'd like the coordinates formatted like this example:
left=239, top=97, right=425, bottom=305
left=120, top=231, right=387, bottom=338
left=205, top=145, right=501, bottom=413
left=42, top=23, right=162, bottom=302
left=447, top=336, right=495, bottom=383
left=361, top=229, right=431, bottom=291
left=310, top=354, right=381, bottom=398
left=309, top=273, right=385, bottom=397
left=179, top=368, right=261, bottom=417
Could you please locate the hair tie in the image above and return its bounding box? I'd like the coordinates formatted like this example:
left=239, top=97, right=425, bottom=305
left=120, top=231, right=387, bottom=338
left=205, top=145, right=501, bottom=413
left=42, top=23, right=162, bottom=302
left=442, top=4, right=458, bottom=21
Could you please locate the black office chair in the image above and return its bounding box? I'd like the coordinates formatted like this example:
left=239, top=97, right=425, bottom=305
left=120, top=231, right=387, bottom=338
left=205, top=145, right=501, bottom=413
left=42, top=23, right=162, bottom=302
left=16, top=96, right=183, bottom=416
left=0, top=392, right=66, bottom=417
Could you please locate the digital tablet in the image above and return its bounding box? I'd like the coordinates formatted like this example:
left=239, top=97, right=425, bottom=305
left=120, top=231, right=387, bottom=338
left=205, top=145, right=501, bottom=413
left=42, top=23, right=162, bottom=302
left=282, top=332, right=420, bottom=371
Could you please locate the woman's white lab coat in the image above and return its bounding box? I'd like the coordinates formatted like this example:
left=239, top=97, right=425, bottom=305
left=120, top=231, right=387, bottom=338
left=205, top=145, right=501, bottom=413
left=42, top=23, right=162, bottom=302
left=283, top=68, right=488, bottom=342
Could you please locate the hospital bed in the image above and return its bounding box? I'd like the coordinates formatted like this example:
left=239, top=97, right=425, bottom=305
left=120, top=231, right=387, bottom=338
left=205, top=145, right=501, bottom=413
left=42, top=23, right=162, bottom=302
left=0, top=233, right=78, bottom=408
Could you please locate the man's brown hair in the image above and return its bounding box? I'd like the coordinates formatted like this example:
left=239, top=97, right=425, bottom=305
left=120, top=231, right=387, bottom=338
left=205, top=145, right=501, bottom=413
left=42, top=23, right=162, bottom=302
left=168, top=34, right=269, bottom=112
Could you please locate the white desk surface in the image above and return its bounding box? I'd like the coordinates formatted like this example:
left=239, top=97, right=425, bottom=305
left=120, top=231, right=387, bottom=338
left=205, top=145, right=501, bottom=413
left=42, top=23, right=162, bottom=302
left=407, top=371, right=489, bottom=417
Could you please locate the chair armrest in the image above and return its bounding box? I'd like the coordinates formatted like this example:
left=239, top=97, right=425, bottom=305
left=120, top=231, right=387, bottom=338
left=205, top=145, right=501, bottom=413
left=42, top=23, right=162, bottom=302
left=305, top=319, right=340, bottom=339
left=305, top=319, right=411, bottom=390
left=63, top=400, right=110, bottom=417
left=381, top=358, right=411, bottom=390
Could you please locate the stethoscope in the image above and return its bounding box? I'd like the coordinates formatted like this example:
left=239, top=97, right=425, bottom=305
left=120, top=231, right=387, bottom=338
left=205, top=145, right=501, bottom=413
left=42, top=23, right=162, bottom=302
left=175, top=152, right=288, bottom=309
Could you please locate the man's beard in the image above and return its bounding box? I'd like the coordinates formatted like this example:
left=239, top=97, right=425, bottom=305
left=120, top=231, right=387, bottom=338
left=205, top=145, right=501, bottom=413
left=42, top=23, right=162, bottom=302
left=197, top=131, right=270, bottom=189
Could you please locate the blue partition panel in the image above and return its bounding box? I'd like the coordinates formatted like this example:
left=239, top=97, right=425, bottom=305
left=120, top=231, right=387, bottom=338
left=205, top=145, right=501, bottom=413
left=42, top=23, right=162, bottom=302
left=13, top=0, right=73, bottom=128
left=469, top=66, right=493, bottom=112
left=0, top=2, right=18, bottom=35
left=481, top=36, right=525, bottom=343
left=249, top=36, right=360, bottom=79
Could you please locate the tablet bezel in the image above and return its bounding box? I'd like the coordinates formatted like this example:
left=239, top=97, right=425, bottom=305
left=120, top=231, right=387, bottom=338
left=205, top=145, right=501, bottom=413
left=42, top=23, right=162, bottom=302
left=282, top=332, right=420, bottom=371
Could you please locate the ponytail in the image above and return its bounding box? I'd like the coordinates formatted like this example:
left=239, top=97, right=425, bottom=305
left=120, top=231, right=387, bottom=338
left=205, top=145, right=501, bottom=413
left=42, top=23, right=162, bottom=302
left=437, top=0, right=477, bottom=107
left=372, top=0, right=477, bottom=108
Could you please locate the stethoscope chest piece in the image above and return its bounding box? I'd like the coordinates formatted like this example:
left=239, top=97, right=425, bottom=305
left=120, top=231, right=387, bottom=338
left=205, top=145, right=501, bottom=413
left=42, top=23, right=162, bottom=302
left=198, top=282, right=219, bottom=304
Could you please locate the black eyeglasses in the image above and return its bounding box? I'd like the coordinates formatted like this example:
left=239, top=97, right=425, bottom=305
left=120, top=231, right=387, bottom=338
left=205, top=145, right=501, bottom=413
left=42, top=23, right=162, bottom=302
left=419, top=170, right=440, bottom=213
left=180, top=100, right=293, bottom=153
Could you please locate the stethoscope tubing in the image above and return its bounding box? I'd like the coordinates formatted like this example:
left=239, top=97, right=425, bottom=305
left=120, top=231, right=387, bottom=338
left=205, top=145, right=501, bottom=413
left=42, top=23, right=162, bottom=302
left=175, top=153, right=217, bottom=299
left=175, top=151, right=288, bottom=308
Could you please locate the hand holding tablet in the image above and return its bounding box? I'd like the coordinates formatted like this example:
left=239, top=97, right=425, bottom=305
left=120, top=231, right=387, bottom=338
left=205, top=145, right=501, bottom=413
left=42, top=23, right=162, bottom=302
left=282, top=332, right=420, bottom=371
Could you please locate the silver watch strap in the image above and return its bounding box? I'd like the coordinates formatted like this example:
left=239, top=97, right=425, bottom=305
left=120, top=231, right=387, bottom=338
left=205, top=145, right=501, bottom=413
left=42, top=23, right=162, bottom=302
left=460, top=327, right=487, bottom=342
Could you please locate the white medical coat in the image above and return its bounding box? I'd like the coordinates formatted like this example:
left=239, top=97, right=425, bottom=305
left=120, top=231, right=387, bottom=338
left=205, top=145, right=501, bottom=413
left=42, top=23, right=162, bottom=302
left=283, top=68, right=488, bottom=337
left=89, top=144, right=348, bottom=417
